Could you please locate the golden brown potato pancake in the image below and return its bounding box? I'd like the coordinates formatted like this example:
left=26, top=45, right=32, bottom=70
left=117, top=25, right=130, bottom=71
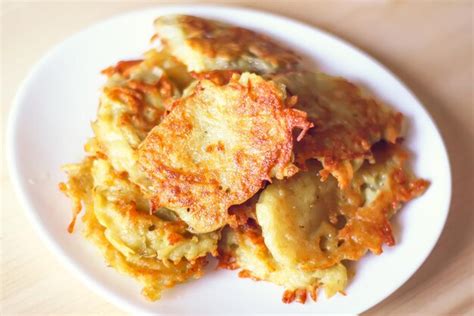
left=218, top=143, right=428, bottom=303
left=138, top=73, right=312, bottom=233
left=60, top=49, right=219, bottom=300
left=257, top=143, right=429, bottom=271
left=60, top=157, right=210, bottom=301
left=153, top=15, right=301, bottom=73
left=90, top=158, right=219, bottom=263
left=218, top=224, right=348, bottom=304
left=273, top=71, right=404, bottom=188
left=91, top=49, right=187, bottom=189
left=61, top=15, right=429, bottom=303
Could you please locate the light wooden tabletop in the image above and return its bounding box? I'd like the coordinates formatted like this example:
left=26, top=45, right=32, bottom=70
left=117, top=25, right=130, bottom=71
left=1, top=1, right=473, bottom=315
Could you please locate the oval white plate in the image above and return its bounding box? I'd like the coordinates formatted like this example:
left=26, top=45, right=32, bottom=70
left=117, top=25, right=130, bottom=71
left=7, top=5, right=451, bottom=315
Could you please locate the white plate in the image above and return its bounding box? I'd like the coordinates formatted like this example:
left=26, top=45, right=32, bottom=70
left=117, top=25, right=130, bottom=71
left=7, top=5, right=451, bottom=315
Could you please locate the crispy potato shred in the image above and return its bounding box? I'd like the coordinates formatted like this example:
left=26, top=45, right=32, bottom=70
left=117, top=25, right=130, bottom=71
left=138, top=73, right=312, bottom=233
left=153, top=15, right=301, bottom=73
left=273, top=71, right=404, bottom=189
left=60, top=14, right=428, bottom=303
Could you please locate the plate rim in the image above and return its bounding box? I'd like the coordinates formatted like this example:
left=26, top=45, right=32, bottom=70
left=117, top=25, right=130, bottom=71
left=6, top=4, right=452, bottom=314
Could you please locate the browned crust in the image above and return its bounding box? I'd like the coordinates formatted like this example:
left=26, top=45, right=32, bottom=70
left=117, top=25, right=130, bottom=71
left=217, top=144, right=428, bottom=303
left=274, top=72, right=404, bottom=188
left=101, top=75, right=177, bottom=136
left=138, top=74, right=312, bottom=233
left=101, top=59, right=143, bottom=77
left=190, top=70, right=241, bottom=85
left=155, top=15, right=301, bottom=72
left=227, top=194, right=259, bottom=229
left=217, top=223, right=323, bottom=305
left=299, top=144, right=429, bottom=270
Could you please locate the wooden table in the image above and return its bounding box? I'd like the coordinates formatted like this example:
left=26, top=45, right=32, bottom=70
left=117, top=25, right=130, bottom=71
left=2, top=1, right=472, bottom=314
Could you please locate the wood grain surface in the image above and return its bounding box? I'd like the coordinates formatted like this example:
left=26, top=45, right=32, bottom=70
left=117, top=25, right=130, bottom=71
left=1, top=1, right=473, bottom=315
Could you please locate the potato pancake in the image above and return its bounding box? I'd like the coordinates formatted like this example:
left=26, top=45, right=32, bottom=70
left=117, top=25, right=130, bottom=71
left=218, top=144, right=427, bottom=302
left=60, top=15, right=429, bottom=304
left=90, top=158, right=219, bottom=262
left=60, top=156, right=212, bottom=300
left=258, top=143, right=428, bottom=269
left=218, top=225, right=348, bottom=304
left=273, top=71, right=403, bottom=188
left=60, top=47, right=218, bottom=300
left=92, top=49, right=189, bottom=189
left=138, top=73, right=312, bottom=233
left=153, top=15, right=301, bottom=73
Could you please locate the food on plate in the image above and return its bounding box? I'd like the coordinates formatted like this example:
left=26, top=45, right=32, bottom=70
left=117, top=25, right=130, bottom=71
left=60, top=14, right=428, bottom=303
left=91, top=49, right=191, bottom=189
left=273, top=71, right=403, bottom=189
left=61, top=157, right=211, bottom=300
left=153, top=15, right=301, bottom=73
left=138, top=72, right=311, bottom=233
left=218, top=143, right=428, bottom=302
left=219, top=224, right=348, bottom=304
left=60, top=47, right=218, bottom=300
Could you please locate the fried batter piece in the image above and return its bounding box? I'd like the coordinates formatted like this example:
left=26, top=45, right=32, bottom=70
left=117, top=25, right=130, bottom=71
left=60, top=157, right=211, bottom=300
left=273, top=71, right=403, bottom=188
left=61, top=156, right=218, bottom=263
left=219, top=143, right=428, bottom=303
left=84, top=210, right=207, bottom=301
left=101, top=48, right=192, bottom=89
left=60, top=15, right=430, bottom=303
left=153, top=15, right=301, bottom=73
left=257, top=143, right=428, bottom=271
left=138, top=73, right=312, bottom=233
left=91, top=158, right=219, bottom=262
left=227, top=193, right=259, bottom=229
left=92, top=49, right=189, bottom=188
left=256, top=160, right=339, bottom=269
left=218, top=224, right=348, bottom=304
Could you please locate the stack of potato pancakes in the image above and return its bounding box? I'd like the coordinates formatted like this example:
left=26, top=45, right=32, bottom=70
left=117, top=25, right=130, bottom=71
left=60, top=15, right=428, bottom=303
